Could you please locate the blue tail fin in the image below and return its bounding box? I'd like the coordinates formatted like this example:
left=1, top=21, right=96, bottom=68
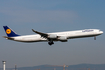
left=3, top=26, right=20, bottom=37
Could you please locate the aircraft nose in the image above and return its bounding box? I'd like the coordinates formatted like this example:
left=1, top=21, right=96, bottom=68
left=100, top=31, right=103, bottom=34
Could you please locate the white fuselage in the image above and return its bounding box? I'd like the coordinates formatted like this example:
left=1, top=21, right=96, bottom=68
left=10, top=29, right=103, bottom=42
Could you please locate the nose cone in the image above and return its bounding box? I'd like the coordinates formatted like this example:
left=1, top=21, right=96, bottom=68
left=100, top=31, right=103, bottom=34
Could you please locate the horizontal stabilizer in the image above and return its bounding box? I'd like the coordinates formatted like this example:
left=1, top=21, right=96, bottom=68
left=3, top=36, right=14, bottom=40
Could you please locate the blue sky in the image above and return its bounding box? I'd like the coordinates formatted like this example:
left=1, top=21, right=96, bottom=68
left=0, top=0, right=105, bottom=68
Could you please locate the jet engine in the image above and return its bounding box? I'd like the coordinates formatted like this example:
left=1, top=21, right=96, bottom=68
left=48, top=34, right=57, bottom=39
left=58, top=36, right=68, bottom=42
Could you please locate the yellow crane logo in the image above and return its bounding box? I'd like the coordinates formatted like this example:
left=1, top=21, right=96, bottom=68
left=6, top=29, right=11, bottom=34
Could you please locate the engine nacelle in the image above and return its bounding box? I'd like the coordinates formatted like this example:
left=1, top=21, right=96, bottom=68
left=48, top=34, right=57, bottom=39
left=58, top=36, right=68, bottom=42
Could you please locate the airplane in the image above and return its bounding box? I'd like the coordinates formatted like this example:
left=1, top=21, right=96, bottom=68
left=3, top=26, right=103, bottom=45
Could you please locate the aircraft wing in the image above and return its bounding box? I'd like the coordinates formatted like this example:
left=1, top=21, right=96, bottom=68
left=32, top=29, right=48, bottom=38
left=32, top=29, right=59, bottom=45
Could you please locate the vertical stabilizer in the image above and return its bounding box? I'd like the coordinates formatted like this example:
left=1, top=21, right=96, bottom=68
left=3, top=26, right=20, bottom=37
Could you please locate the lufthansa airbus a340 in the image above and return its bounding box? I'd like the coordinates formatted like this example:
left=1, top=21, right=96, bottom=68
left=3, top=26, right=103, bottom=45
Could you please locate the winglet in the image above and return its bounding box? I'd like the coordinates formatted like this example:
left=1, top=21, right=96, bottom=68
left=3, top=26, right=20, bottom=37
